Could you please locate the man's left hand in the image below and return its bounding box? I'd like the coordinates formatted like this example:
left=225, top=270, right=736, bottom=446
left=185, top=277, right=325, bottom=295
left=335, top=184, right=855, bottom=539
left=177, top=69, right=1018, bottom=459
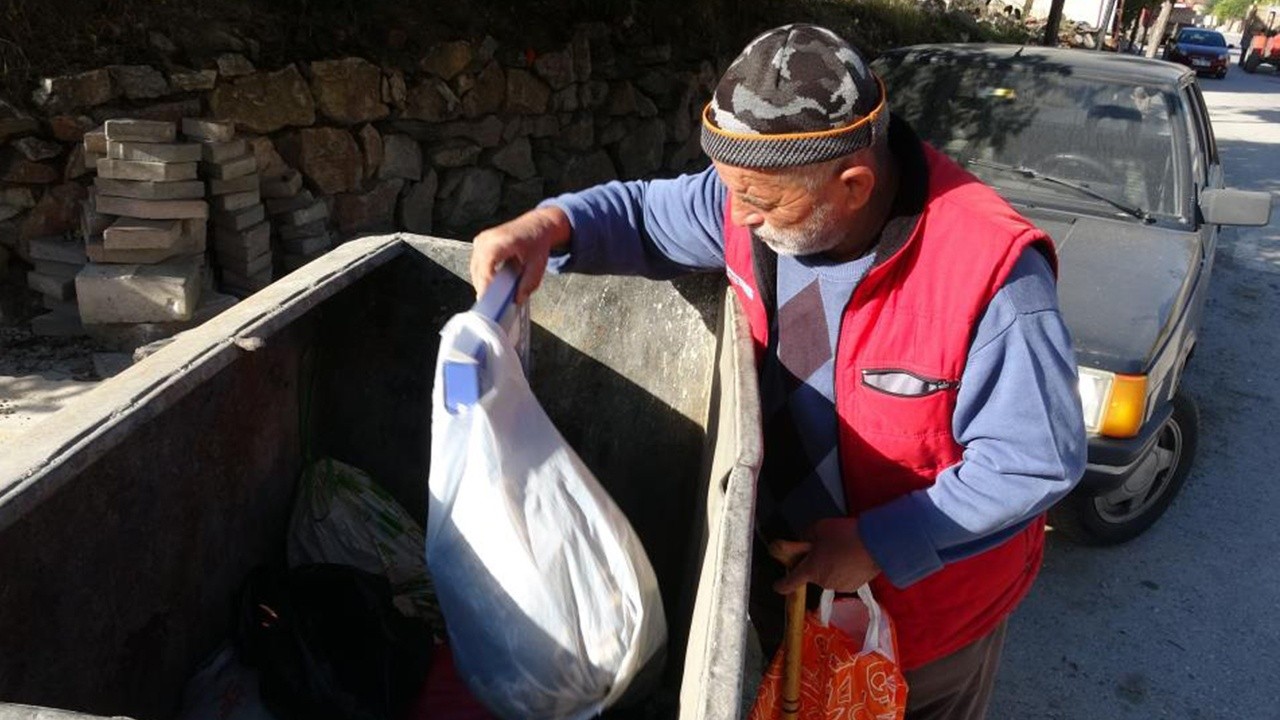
left=769, top=517, right=881, bottom=594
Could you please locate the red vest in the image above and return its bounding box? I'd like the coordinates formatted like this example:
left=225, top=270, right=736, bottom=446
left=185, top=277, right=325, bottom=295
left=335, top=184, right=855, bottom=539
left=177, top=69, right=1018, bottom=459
left=725, top=144, right=1057, bottom=670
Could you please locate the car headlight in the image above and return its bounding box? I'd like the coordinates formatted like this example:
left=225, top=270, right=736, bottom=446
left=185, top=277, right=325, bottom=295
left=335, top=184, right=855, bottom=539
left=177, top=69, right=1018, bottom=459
left=1078, top=367, right=1147, bottom=438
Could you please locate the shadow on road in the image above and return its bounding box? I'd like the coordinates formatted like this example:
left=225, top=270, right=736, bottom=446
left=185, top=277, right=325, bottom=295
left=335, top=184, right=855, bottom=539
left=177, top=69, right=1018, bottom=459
left=1218, top=138, right=1280, bottom=196
left=1233, top=107, right=1280, bottom=125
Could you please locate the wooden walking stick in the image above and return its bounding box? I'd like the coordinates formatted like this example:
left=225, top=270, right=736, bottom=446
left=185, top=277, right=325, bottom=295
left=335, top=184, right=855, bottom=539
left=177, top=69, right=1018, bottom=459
left=781, top=584, right=807, bottom=720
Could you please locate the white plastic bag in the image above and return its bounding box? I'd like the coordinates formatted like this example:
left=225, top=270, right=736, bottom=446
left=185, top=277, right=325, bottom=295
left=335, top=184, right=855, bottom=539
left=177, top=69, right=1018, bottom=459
left=178, top=645, right=276, bottom=720
left=818, top=585, right=898, bottom=665
left=426, top=311, right=667, bottom=720
left=287, top=457, right=441, bottom=630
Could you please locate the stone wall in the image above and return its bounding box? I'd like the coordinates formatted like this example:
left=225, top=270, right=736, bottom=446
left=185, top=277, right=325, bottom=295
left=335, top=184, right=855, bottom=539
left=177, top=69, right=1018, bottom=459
left=0, top=22, right=721, bottom=339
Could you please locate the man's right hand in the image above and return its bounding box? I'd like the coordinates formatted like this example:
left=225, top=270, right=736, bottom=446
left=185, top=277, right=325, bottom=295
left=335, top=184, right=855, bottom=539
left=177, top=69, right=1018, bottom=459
left=469, top=206, right=572, bottom=304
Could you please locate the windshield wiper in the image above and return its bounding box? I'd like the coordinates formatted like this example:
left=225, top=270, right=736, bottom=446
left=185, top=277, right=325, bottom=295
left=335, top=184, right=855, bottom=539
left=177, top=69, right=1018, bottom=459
left=966, top=158, right=1154, bottom=223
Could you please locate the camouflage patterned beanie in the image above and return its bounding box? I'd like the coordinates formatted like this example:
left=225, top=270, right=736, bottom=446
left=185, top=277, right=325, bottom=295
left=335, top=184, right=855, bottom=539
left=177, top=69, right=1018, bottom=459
left=701, top=24, right=888, bottom=168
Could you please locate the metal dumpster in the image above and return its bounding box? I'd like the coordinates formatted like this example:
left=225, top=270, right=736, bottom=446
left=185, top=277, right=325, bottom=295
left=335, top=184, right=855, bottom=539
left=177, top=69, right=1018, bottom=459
left=0, top=235, right=762, bottom=720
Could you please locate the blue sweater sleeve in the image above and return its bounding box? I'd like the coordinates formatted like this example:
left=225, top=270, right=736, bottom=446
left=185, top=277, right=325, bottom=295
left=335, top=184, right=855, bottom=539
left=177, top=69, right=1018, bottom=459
left=539, top=165, right=727, bottom=278
left=858, top=248, right=1088, bottom=588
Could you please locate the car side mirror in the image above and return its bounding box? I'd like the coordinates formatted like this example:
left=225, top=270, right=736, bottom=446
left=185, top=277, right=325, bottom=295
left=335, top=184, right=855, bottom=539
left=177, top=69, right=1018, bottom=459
left=1229, top=43, right=1237, bottom=49
left=1201, top=188, right=1273, bottom=227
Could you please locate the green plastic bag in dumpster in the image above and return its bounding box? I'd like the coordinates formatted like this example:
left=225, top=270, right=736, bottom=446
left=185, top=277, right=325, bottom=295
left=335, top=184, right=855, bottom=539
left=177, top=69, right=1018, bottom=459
left=287, top=457, right=442, bottom=634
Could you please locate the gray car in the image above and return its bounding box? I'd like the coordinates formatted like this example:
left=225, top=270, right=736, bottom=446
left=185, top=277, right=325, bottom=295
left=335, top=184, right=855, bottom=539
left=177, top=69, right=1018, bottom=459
left=872, top=45, right=1271, bottom=544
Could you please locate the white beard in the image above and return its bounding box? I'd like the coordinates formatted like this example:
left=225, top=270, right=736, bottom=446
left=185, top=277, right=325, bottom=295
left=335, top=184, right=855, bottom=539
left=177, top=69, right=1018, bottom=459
left=752, top=203, right=845, bottom=257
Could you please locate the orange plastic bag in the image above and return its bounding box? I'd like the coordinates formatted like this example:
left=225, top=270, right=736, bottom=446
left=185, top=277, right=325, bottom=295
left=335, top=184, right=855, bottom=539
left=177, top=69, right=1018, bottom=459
left=749, top=585, right=908, bottom=720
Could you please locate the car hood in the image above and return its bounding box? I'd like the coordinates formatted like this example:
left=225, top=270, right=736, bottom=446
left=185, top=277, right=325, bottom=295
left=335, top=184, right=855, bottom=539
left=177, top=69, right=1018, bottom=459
left=1021, top=210, right=1201, bottom=374
left=1176, top=42, right=1229, bottom=57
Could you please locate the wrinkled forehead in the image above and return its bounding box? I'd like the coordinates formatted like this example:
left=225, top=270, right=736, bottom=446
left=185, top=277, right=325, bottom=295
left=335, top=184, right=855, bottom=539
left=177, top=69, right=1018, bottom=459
left=712, top=162, right=831, bottom=206
left=713, top=161, right=793, bottom=188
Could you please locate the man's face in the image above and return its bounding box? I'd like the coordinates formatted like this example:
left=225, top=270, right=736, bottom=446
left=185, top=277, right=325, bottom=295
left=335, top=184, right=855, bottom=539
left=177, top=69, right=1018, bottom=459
left=713, top=161, right=850, bottom=257
left=753, top=200, right=845, bottom=256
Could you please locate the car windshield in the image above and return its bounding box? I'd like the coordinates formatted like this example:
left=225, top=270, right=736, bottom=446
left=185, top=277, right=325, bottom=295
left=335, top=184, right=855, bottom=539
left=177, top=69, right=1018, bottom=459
left=1179, top=30, right=1225, bottom=46
left=873, top=51, right=1187, bottom=221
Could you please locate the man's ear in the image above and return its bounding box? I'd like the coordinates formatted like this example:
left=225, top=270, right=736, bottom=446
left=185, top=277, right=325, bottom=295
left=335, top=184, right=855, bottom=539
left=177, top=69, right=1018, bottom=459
left=838, top=163, right=877, bottom=212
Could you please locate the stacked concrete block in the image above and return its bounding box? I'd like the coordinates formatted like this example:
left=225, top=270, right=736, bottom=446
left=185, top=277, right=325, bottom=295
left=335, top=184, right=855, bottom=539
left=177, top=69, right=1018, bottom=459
left=81, top=126, right=107, bottom=174
left=183, top=118, right=271, bottom=297
left=76, top=257, right=203, bottom=324
left=260, top=167, right=332, bottom=273
left=77, top=119, right=211, bottom=332
left=27, top=235, right=88, bottom=336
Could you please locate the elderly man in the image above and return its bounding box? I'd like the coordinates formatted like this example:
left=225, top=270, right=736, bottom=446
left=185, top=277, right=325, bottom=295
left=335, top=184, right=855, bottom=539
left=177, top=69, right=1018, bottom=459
left=471, top=24, right=1085, bottom=720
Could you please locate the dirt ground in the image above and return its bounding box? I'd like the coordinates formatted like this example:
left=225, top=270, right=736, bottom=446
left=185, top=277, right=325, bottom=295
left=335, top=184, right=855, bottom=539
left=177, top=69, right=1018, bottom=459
left=0, top=263, right=100, bottom=445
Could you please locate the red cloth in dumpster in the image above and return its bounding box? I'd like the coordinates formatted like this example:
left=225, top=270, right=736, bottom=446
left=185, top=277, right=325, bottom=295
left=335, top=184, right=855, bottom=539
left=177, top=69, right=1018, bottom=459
left=404, top=645, right=496, bottom=720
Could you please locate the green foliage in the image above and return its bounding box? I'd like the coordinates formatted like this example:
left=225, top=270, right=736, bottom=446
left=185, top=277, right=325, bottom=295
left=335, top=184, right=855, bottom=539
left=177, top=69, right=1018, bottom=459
left=1208, top=0, right=1253, bottom=20
left=746, top=0, right=1037, bottom=58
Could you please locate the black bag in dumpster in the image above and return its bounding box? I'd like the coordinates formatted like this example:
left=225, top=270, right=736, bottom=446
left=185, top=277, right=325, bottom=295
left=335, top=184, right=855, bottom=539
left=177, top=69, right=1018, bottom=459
left=235, top=564, right=434, bottom=720
left=426, top=311, right=668, bottom=720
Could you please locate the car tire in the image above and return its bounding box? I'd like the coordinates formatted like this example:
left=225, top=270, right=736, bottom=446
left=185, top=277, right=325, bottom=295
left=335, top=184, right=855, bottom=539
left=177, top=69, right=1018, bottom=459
left=1050, top=391, right=1199, bottom=546
left=1244, top=52, right=1261, bottom=73
left=1216, top=68, right=1227, bottom=79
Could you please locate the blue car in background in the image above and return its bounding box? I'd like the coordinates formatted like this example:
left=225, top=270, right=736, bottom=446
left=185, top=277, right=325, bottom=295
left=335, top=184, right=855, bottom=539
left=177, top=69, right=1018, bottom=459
left=1163, top=28, right=1231, bottom=79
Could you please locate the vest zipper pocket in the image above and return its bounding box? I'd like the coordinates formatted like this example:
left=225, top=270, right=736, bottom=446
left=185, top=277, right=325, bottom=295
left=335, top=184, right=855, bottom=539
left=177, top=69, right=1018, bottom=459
left=861, top=368, right=960, bottom=398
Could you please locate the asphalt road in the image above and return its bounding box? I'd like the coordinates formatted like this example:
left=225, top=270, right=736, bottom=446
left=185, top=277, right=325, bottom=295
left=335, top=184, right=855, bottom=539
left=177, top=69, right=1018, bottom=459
left=989, top=64, right=1280, bottom=717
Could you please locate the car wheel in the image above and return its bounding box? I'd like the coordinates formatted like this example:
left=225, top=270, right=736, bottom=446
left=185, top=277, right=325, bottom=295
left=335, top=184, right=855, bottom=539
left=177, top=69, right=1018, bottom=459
left=1216, top=68, right=1227, bottom=79
left=1244, top=52, right=1261, bottom=73
left=1050, top=392, right=1199, bottom=545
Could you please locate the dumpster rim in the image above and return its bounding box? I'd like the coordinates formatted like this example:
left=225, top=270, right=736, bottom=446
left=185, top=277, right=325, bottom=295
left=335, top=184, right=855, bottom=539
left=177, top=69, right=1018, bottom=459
left=0, top=233, right=466, bottom=534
